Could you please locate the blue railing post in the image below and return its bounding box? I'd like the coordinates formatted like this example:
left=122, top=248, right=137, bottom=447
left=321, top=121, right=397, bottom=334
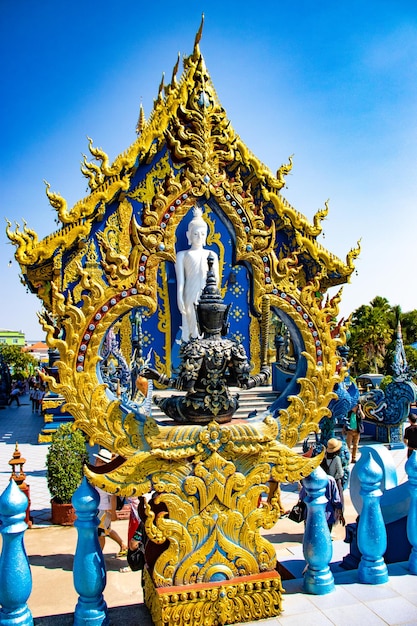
left=406, top=450, right=417, bottom=575
left=0, top=479, right=33, bottom=626
left=357, top=450, right=388, bottom=584
left=72, top=477, right=109, bottom=625
left=302, top=467, right=335, bottom=595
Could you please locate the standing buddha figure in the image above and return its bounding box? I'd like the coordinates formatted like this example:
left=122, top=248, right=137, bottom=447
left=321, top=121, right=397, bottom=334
left=175, top=207, right=219, bottom=342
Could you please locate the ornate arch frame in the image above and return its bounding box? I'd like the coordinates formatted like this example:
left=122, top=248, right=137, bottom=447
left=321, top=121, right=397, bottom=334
left=5, top=28, right=357, bottom=454
left=28, top=174, right=344, bottom=454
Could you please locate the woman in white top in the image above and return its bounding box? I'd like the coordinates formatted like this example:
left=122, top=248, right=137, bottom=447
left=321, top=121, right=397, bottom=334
left=94, top=449, right=128, bottom=557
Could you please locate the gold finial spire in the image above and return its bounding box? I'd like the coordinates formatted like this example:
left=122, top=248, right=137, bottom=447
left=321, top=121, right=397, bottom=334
left=157, top=72, right=165, bottom=101
left=136, top=102, right=146, bottom=135
left=171, top=52, right=180, bottom=87
left=193, top=14, right=204, bottom=55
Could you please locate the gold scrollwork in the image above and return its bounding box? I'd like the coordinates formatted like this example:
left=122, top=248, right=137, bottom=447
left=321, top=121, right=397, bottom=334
left=84, top=418, right=321, bottom=589
left=143, top=568, right=283, bottom=626
left=7, top=27, right=357, bottom=624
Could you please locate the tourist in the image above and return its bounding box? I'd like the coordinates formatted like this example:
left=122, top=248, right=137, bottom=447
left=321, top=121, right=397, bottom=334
left=30, top=385, right=38, bottom=412
left=28, top=375, right=37, bottom=390
left=300, top=474, right=343, bottom=532
left=126, top=518, right=145, bottom=574
left=8, top=383, right=21, bottom=406
left=321, top=438, right=345, bottom=511
left=342, top=403, right=364, bottom=463
left=404, top=413, right=417, bottom=458
left=126, top=495, right=141, bottom=547
left=16, top=379, right=26, bottom=394
left=34, top=385, right=45, bottom=414
left=94, top=448, right=128, bottom=557
left=175, top=207, right=219, bottom=342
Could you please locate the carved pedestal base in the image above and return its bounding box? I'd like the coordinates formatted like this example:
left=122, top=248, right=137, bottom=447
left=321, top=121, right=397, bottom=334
left=143, top=568, right=283, bottom=626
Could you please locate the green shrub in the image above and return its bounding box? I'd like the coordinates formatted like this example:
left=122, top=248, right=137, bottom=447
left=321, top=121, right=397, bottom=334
left=46, top=423, right=88, bottom=504
left=380, top=375, right=393, bottom=392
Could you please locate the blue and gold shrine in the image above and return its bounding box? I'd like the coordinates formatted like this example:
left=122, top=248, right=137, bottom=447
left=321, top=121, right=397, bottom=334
left=7, top=18, right=359, bottom=626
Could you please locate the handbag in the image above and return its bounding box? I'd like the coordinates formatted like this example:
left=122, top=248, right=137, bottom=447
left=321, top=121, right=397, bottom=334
left=288, top=500, right=306, bottom=523
left=127, top=544, right=145, bottom=571
left=116, top=496, right=126, bottom=511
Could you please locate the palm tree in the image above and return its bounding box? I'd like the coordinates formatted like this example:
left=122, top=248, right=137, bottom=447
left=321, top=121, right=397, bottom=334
left=400, top=310, right=417, bottom=345
left=348, top=297, right=393, bottom=374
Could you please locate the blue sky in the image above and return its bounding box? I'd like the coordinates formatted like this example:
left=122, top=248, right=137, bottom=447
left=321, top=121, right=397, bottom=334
left=1, top=1, right=417, bottom=339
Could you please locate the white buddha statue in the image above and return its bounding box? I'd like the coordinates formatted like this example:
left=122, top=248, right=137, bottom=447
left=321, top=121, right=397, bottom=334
left=175, top=207, right=219, bottom=342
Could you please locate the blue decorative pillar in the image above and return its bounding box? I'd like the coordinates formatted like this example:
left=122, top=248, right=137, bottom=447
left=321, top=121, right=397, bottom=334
left=406, top=450, right=417, bottom=575
left=357, top=451, right=388, bottom=584
left=302, top=467, right=334, bottom=595
left=72, top=477, right=109, bottom=625
left=0, top=479, right=33, bottom=626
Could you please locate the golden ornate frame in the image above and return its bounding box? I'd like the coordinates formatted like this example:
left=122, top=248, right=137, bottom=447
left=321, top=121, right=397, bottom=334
left=7, top=19, right=359, bottom=624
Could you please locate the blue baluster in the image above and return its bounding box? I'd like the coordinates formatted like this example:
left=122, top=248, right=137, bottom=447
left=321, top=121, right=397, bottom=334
left=73, top=477, right=109, bottom=625
left=357, top=450, right=388, bottom=584
left=302, top=467, right=335, bottom=594
left=0, top=479, right=33, bottom=626
left=406, top=450, right=417, bottom=575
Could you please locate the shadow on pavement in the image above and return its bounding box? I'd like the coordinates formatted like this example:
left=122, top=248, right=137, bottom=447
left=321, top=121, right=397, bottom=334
left=28, top=553, right=129, bottom=573
left=34, top=604, right=153, bottom=625
left=103, top=556, right=131, bottom=572
left=29, top=554, right=74, bottom=571
left=266, top=531, right=304, bottom=543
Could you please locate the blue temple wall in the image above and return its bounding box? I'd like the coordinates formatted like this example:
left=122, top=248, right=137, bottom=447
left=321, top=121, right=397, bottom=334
left=61, top=146, right=301, bottom=377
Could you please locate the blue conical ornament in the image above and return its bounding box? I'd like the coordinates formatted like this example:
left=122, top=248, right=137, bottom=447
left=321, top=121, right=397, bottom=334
left=406, top=450, right=417, bottom=575
left=73, top=477, right=109, bottom=625
left=0, top=479, right=33, bottom=626
left=357, top=450, right=388, bottom=584
left=302, top=467, right=335, bottom=594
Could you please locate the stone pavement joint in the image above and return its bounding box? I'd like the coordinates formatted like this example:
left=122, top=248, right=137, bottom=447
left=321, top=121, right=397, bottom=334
left=1, top=394, right=417, bottom=625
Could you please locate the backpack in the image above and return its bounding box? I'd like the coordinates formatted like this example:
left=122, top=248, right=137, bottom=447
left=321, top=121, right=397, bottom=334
left=321, top=443, right=350, bottom=490
left=339, top=440, right=350, bottom=489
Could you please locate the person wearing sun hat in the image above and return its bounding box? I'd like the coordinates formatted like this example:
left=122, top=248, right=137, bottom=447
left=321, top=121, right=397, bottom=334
left=327, top=438, right=342, bottom=453
left=94, top=448, right=128, bottom=557
left=321, top=438, right=345, bottom=521
left=322, top=439, right=344, bottom=480
left=94, top=448, right=113, bottom=463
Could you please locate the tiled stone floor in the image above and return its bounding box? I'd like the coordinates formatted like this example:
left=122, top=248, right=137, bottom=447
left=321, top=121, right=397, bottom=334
left=1, top=394, right=416, bottom=625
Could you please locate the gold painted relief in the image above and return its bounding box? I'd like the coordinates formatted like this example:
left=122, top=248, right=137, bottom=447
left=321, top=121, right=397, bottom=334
left=63, top=243, right=89, bottom=295
left=203, top=204, right=225, bottom=278
left=128, top=152, right=181, bottom=204
left=83, top=417, right=322, bottom=580
left=6, top=19, right=358, bottom=625
left=156, top=263, right=171, bottom=373
left=120, top=314, right=132, bottom=367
